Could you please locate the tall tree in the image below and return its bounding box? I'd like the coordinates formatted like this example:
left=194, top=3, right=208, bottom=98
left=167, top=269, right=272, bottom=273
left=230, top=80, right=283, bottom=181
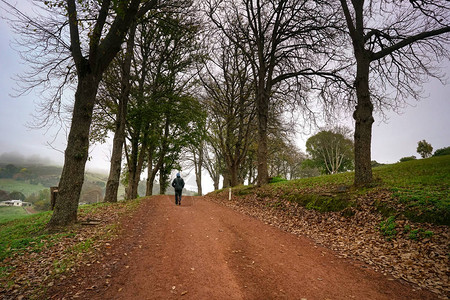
left=183, top=115, right=207, bottom=195
left=125, top=5, right=203, bottom=197
left=207, top=0, right=343, bottom=186
left=2, top=0, right=158, bottom=226
left=199, top=37, right=257, bottom=187
left=268, top=139, right=306, bottom=180
left=338, top=0, right=450, bottom=186
left=103, top=23, right=137, bottom=203
left=202, top=136, right=224, bottom=190
left=43, top=0, right=156, bottom=227
left=306, top=127, right=354, bottom=174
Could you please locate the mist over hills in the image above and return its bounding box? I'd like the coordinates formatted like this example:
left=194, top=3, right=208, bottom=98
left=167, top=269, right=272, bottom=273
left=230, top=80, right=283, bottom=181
left=0, top=152, right=195, bottom=200
left=0, top=152, right=58, bottom=166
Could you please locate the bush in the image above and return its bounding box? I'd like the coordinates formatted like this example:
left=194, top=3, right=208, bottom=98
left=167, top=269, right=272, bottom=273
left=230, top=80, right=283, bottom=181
left=8, top=191, right=26, bottom=200
left=399, top=156, right=416, bottom=162
left=269, top=176, right=288, bottom=184
left=379, top=216, right=397, bottom=240
left=371, top=160, right=384, bottom=167
left=433, top=146, right=450, bottom=157
left=0, top=190, right=9, bottom=201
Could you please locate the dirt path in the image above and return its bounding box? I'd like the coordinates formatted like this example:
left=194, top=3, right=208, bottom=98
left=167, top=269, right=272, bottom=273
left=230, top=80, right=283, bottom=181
left=55, top=195, right=437, bottom=299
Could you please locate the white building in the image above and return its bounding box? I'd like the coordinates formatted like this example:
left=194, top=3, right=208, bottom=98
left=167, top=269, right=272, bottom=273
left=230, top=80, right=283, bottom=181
left=0, top=200, right=32, bottom=207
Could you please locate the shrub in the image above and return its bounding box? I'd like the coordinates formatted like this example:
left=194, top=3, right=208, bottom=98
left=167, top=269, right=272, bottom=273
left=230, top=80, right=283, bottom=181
left=379, top=216, right=397, bottom=240
left=399, top=156, right=416, bottom=162
left=269, top=176, right=288, bottom=184
left=371, top=160, right=384, bottom=167
left=433, top=146, right=450, bottom=157
left=405, top=227, right=434, bottom=240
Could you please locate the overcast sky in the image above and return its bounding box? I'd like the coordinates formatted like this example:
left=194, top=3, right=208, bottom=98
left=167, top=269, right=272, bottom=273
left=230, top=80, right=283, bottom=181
left=0, top=12, right=449, bottom=194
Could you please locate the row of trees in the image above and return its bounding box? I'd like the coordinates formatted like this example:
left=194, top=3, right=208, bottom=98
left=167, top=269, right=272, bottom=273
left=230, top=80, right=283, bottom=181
left=2, top=0, right=448, bottom=228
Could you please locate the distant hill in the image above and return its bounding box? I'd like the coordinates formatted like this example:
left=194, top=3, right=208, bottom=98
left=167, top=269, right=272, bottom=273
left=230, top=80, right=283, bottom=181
left=0, top=161, right=195, bottom=203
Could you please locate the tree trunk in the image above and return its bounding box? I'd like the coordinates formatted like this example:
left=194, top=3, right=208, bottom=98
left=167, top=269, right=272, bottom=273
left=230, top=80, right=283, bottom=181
left=213, top=176, right=220, bottom=190
left=147, top=148, right=164, bottom=196
left=256, top=81, right=269, bottom=186
left=47, top=74, right=99, bottom=227
left=126, top=141, right=139, bottom=199
left=353, top=56, right=374, bottom=186
left=146, top=147, right=154, bottom=196
left=132, top=137, right=148, bottom=197
left=229, top=162, right=239, bottom=187
left=195, top=146, right=203, bottom=196
left=159, top=163, right=168, bottom=195
left=222, top=168, right=230, bottom=188
left=104, top=24, right=136, bottom=203
left=103, top=104, right=126, bottom=202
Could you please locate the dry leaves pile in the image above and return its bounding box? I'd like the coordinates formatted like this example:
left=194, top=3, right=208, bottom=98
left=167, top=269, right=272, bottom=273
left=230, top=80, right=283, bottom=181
left=0, top=201, right=139, bottom=300
left=207, top=189, right=450, bottom=299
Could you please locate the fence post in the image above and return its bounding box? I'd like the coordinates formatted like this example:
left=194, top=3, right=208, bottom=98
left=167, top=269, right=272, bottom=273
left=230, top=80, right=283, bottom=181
left=50, top=186, right=58, bottom=210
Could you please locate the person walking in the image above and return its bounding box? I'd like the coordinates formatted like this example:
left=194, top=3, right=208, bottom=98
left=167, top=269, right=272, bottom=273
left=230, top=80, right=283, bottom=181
left=171, top=172, right=185, bottom=205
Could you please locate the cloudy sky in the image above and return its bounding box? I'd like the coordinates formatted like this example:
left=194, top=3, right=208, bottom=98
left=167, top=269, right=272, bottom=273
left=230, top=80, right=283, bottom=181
left=0, top=10, right=449, bottom=193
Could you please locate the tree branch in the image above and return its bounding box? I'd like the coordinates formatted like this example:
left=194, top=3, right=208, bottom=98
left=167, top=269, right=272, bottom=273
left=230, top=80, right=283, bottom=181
left=372, top=27, right=450, bottom=61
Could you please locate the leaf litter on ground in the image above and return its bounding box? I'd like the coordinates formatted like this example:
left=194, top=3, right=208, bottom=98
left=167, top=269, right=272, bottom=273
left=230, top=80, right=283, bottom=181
left=0, top=199, right=141, bottom=300
left=207, top=186, right=449, bottom=299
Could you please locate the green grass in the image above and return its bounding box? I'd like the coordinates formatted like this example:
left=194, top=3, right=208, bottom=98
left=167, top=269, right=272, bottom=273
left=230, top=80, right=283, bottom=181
left=379, top=216, right=397, bottom=241
left=373, top=155, right=450, bottom=225
left=229, top=155, right=450, bottom=225
left=0, top=179, right=47, bottom=197
left=0, top=202, right=115, bottom=264
left=0, top=197, right=142, bottom=299
left=0, top=210, right=70, bottom=263
left=0, top=206, right=30, bottom=223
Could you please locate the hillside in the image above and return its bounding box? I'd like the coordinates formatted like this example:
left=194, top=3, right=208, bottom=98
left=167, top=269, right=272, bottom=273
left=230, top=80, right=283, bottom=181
left=216, top=155, right=449, bottom=225
left=0, top=161, right=195, bottom=206
left=0, top=163, right=109, bottom=205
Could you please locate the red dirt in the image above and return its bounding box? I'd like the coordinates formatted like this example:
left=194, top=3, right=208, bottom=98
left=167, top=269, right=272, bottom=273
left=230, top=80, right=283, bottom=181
left=50, top=195, right=438, bottom=299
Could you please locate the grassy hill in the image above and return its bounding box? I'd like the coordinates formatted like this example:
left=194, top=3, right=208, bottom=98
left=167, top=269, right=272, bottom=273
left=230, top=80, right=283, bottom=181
left=0, top=179, right=47, bottom=197
left=220, top=155, right=450, bottom=225
left=0, top=206, right=30, bottom=224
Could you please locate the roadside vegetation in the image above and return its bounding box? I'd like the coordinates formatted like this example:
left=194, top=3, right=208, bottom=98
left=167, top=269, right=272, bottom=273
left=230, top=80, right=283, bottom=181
left=0, top=156, right=448, bottom=298
left=0, top=207, right=30, bottom=224
left=227, top=155, right=450, bottom=226
left=0, top=199, right=141, bottom=299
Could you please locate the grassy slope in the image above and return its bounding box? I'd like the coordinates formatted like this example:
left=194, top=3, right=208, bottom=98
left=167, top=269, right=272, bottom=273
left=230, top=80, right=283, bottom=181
left=0, top=179, right=46, bottom=197
left=373, top=156, right=449, bottom=224
left=0, top=207, right=30, bottom=223
left=231, top=155, right=450, bottom=225
left=0, top=199, right=142, bottom=298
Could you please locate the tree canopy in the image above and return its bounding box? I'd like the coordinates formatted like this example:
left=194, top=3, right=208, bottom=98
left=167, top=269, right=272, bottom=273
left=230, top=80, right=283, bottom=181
left=306, top=128, right=354, bottom=175
left=417, top=140, right=433, bottom=159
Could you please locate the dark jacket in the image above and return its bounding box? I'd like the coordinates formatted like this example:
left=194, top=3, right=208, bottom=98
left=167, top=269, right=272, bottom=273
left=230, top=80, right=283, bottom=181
left=172, top=177, right=185, bottom=192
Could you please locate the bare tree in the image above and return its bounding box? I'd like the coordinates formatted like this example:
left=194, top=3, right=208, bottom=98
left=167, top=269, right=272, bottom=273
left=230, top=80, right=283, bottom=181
left=206, top=0, right=344, bottom=186
left=199, top=37, right=257, bottom=187
left=2, top=0, right=158, bottom=227
left=268, top=139, right=307, bottom=180
left=338, top=0, right=450, bottom=186
left=103, top=23, right=137, bottom=203
left=202, top=142, right=223, bottom=190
